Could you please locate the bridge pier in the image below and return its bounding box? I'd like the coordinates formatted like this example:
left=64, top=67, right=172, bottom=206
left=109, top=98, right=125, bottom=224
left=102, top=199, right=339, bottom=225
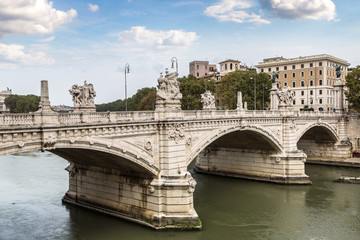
left=63, top=163, right=200, bottom=229
left=195, top=147, right=310, bottom=184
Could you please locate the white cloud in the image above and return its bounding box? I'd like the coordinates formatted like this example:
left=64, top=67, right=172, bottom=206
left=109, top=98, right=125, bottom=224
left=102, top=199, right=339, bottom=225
left=0, top=0, right=77, bottom=36
left=88, top=3, right=99, bottom=12
left=205, top=0, right=270, bottom=24
left=38, top=36, right=56, bottom=42
left=0, top=43, right=55, bottom=66
left=118, top=26, right=199, bottom=49
left=259, top=0, right=336, bottom=21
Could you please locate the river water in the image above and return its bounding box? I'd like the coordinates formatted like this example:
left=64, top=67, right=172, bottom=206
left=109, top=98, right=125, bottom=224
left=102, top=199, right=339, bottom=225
left=1, top=152, right=360, bottom=240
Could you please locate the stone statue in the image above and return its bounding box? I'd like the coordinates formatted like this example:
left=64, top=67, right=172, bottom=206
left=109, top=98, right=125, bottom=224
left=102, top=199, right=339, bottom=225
left=156, top=69, right=182, bottom=101
left=333, top=64, right=342, bottom=78
left=276, top=86, right=295, bottom=107
left=201, top=90, right=216, bottom=110
left=69, top=81, right=96, bottom=112
left=269, top=71, right=279, bottom=83
left=155, top=68, right=183, bottom=111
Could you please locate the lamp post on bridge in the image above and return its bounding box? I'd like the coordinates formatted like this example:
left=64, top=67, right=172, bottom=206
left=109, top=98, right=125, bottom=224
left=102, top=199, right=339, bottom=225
left=124, top=63, right=130, bottom=112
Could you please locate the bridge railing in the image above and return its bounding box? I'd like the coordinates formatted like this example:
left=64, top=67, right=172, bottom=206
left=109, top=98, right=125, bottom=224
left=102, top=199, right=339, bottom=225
left=0, top=113, right=35, bottom=126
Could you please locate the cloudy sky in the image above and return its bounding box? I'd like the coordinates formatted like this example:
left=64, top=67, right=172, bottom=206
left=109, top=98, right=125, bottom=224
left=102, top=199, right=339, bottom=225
left=1, top=0, right=359, bottom=105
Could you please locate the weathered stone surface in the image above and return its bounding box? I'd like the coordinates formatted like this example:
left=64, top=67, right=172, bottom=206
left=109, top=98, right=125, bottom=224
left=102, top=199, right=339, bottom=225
left=0, top=80, right=358, bottom=230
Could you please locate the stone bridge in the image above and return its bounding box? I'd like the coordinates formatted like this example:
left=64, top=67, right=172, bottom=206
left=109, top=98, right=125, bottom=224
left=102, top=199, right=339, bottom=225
left=0, top=79, right=357, bottom=230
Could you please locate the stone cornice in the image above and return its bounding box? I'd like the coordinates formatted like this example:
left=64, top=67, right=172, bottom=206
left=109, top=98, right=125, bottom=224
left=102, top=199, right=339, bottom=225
left=256, top=54, right=350, bottom=68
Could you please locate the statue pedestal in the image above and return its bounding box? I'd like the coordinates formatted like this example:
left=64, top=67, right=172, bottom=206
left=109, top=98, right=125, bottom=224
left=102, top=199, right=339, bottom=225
left=74, top=104, right=96, bottom=113
left=155, top=99, right=183, bottom=120
left=333, top=78, right=344, bottom=113
left=270, top=83, right=279, bottom=111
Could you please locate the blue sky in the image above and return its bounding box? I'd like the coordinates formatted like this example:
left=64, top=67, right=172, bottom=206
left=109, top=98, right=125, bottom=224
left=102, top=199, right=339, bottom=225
left=1, top=0, right=360, bottom=105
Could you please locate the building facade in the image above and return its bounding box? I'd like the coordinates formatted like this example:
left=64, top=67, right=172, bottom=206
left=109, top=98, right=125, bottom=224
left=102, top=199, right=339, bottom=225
left=189, top=61, right=217, bottom=79
left=0, top=89, right=11, bottom=113
left=219, top=59, right=248, bottom=77
left=256, top=54, right=350, bottom=111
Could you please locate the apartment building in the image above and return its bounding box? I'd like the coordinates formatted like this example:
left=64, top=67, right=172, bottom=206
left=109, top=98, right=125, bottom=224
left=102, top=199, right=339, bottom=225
left=189, top=61, right=217, bottom=79
left=219, top=59, right=249, bottom=77
left=256, top=54, right=350, bottom=111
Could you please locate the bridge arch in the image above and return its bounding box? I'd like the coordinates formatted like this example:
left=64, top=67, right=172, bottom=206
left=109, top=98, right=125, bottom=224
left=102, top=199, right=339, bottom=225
left=296, top=122, right=339, bottom=144
left=186, top=125, right=283, bottom=166
left=0, top=138, right=159, bottom=176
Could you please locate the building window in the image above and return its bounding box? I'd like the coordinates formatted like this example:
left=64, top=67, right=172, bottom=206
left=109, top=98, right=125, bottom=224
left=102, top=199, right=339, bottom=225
left=310, top=90, right=313, bottom=95
left=205, top=73, right=208, bottom=75
left=230, top=63, right=233, bottom=70
left=205, top=65, right=208, bottom=70
left=225, top=64, right=227, bottom=70
left=319, top=69, right=322, bottom=75
left=301, top=100, right=304, bottom=104
left=284, top=82, right=287, bottom=87
left=197, top=65, right=199, bottom=70
left=319, top=62, right=322, bottom=66
left=301, top=64, right=304, bottom=68
left=319, top=99, right=323, bottom=104
left=301, top=81, right=304, bottom=87
left=319, top=79, right=323, bottom=85
left=268, top=68, right=271, bottom=72
left=301, top=91, right=304, bottom=96
left=319, top=89, right=322, bottom=95
left=292, top=72, right=296, bottom=78
left=292, top=65, right=296, bottom=69
left=277, top=83, right=279, bottom=88
left=310, top=80, right=313, bottom=86
left=284, top=73, right=287, bottom=78
left=292, top=81, right=296, bottom=87
left=301, top=71, right=304, bottom=77
left=293, top=100, right=296, bottom=105
left=309, top=70, right=313, bottom=76
left=197, top=72, right=199, bottom=77
left=261, top=69, right=264, bottom=72
left=310, top=63, right=313, bottom=67
left=276, top=67, right=279, bottom=71
left=284, top=66, right=287, bottom=70
left=235, top=64, right=238, bottom=70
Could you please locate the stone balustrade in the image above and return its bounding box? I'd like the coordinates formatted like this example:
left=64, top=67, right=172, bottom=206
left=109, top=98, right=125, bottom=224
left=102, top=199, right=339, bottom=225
left=0, top=109, right=348, bottom=127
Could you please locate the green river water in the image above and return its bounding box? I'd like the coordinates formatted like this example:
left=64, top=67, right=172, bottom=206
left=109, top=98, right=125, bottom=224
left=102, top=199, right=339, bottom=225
left=1, top=152, right=360, bottom=240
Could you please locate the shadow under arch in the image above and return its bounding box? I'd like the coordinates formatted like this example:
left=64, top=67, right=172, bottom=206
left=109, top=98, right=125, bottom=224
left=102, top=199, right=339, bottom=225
left=0, top=139, right=159, bottom=177
left=296, top=122, right=339, bottom=144
left=297, top=123, right=341, bottom=162
left=186, top=125, right=283, bottom=166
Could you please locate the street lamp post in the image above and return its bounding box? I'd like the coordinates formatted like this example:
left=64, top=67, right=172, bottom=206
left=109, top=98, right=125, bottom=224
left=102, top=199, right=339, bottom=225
left=124, top=63, right=130, bottom=111
left=171, top=57, right=178, bottom=74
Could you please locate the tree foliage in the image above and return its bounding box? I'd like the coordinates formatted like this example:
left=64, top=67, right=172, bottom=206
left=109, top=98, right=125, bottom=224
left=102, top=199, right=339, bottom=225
left=4, top=94, right=40, bottom=113
left=96, top=87, right=156, bottom=111
left=178, top=75, right=216, bottom=110
left=216, top=71, right=272, bottom=110
left=345, top=65, right=360, bottom=113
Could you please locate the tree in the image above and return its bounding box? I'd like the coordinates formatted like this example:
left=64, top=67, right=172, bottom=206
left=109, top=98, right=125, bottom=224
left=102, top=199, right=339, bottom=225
left=96, top=87, right=156, bottom=112
left=4, top=94, right=40, bottom=113
left=216, top=71, right=272, bottom=110
left=138, top=90, right=156, bottom=110
left=178, top=75, right=216, bottom=110
left=345, top=65, right=360, bottom=113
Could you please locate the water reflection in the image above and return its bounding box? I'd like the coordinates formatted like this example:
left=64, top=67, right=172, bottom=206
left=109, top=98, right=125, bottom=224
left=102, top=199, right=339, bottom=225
left=1, top=152, right=360, bottom=239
